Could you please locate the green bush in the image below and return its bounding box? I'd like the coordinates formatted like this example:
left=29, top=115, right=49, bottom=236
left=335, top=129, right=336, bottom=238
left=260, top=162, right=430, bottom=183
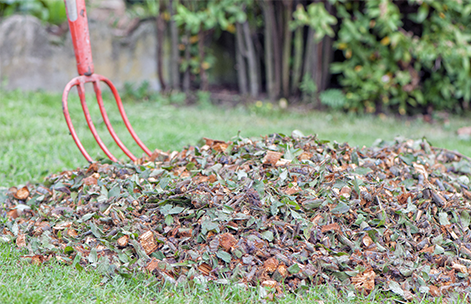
left=330, top=0, right=471, bottom=114
left=0, top=0, right=67, bottom=25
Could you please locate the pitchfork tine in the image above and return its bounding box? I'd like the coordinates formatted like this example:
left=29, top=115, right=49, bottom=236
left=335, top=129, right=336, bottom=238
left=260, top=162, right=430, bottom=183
left=77, top=82, right=119, bottom=162
left=93, top=80, right=138, bottom=161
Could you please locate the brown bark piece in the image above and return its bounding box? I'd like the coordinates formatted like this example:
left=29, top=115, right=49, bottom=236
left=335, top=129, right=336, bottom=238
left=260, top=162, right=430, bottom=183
left=198, top=263, right=212, bottom=276
left=264, top=257, right=279, bottom=273
left=219, top=233, right=237, bottom=251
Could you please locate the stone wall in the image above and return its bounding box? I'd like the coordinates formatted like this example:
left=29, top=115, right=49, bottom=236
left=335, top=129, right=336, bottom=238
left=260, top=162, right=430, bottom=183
left=0, top=14, right=161, bottom=92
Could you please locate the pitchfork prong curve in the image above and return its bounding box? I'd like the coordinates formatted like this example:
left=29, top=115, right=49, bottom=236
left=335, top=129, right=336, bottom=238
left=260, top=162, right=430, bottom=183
left=100, top=76, right=152, bottom=157
left=62, top=77, right=93, bottom=163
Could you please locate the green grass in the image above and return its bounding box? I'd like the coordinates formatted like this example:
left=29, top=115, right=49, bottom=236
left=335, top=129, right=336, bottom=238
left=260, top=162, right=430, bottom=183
left=1, top=89, right=469, bottom=303
left=1, top=89, right=470, bottom=188
left=1, top=242, right=398, bottom=304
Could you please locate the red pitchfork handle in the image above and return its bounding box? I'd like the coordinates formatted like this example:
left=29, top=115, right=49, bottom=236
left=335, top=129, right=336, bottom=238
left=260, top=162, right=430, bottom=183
left=62, top=0, right=152, bottom=162
left=64, top=0, right=94, bottom=76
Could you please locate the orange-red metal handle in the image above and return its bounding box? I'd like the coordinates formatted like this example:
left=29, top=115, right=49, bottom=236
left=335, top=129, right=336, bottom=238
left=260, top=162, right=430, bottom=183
left=64, top=0, right=94, bottom=76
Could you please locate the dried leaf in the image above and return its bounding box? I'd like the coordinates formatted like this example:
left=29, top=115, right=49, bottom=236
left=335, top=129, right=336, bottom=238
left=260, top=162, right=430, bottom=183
left=362, top=235, right=374, bottom=247
left=117, top=235, right=129, bottom=247
left=321, top=223, right=341, bottom=233
left=16, top=233, right=26, bottom=248
left=83, top=176, right=98, bottom=186
left=54, top=221, right=72, bottom=230
left=451, top=262, right=468, bottom=274
left=352, top=268, right=376, bottom=293
left=146, top=257, right=160, bottom=272
left=263, top=151, right=283, bottom=165
left=14, top=186, right=30, bottom=200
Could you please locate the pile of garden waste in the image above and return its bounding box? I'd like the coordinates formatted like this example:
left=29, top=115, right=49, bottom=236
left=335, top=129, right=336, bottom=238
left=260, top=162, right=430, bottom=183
left=2, top=132, right=471, bottom=301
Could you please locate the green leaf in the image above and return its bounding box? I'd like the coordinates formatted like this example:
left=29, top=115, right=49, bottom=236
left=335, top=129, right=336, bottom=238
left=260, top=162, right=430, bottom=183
left=439, top=212, right=450, bottom=226
left=461, top=211, right=470, bottom=230
left=64, top=246, right=74, bottom=255
left=79, top=212, right=95, bottom=223
left=151, top=251, right=165, bottom=261
left=303, top=199, right=323, bottom=209
left=108, top=185, right=120, bottom=199
left=261, top=231, right=274, bottom=241
left=165, top=214, right=174, bottom=226
left=288, top=263, right=300, bottom=274
left=353, top=167, right=372, bottom=175
left=331, top=202, right=350, bottom=214
left=89, top=222, right=102, bottom=238
left=400, top=154, right=416, bottom=165
left=88, top=247, right=98, bottom=265
left=389, top=281, right=404, bottom=297
left=168, top=206, right=185, bottom=214
left=433, top=245, right=444, bottom=255
left=216, top=250, right=232, bottom=263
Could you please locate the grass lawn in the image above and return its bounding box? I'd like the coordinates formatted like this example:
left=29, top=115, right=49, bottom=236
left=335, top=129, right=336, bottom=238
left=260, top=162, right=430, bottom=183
left=1, top=242, right=381, bottom=304
left=1, top=89, right=470, bottom=188
left=1, top=89, right=469, bottom=303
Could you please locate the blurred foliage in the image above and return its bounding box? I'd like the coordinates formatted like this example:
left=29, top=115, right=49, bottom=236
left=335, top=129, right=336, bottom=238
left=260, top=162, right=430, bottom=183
left=319, top=89, right=346, bottom=110
left=2, top=0, right=471, bottom=115
left=330, top=0, right=471, bottom=114
left=123, top=81, right=152, bottom=101
left=299, top=74, right=318, bottom=101
left=0, top=0, right=66, bottom=25
left=291, top=2, right=337, bottom=41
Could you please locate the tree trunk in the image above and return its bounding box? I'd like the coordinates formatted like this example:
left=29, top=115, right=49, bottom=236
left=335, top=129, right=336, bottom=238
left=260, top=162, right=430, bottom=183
left=313, top=38, right=322, bottom=95
left=183, top=30, right=191, bottom=93
left=266, top=1, right=280, bottom=98
left=321, top=35, right=332, bottom=91
left=169, top=0, right=180, bottom=90
left=156, top=10, right=166, bottom=91
left=263, top=1, right=274, bottom=100
left=242, top=21, right=259, bottom=97
left=281, top=0, right=293, bottom=97
left=291, top=26, right=303, bottom=94
left=198, top=29, right=208, bottom=91
left=320, top=1, right=334, bottom=91
left=235, top=22, right=248, bottom=95
left=303, top=27, right=314, bottom=82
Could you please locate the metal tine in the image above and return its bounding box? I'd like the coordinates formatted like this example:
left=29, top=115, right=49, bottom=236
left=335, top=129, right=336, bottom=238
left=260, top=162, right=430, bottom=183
left=77, top=81, right=118, bottom=162
left=101, top=77, right=152, bottom=157
left=93, top=80, right=137, bottom=161
left=62, top=78, right=93, bottom=163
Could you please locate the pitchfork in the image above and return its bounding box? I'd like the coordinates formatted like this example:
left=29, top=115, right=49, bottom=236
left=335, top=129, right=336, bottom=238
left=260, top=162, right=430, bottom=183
left=62, top=0, right=151, bottom=163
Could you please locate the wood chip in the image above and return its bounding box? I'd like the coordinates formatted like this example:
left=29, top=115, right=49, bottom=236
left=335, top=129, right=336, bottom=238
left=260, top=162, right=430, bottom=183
left=139, top=231, right=157, bottom=255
